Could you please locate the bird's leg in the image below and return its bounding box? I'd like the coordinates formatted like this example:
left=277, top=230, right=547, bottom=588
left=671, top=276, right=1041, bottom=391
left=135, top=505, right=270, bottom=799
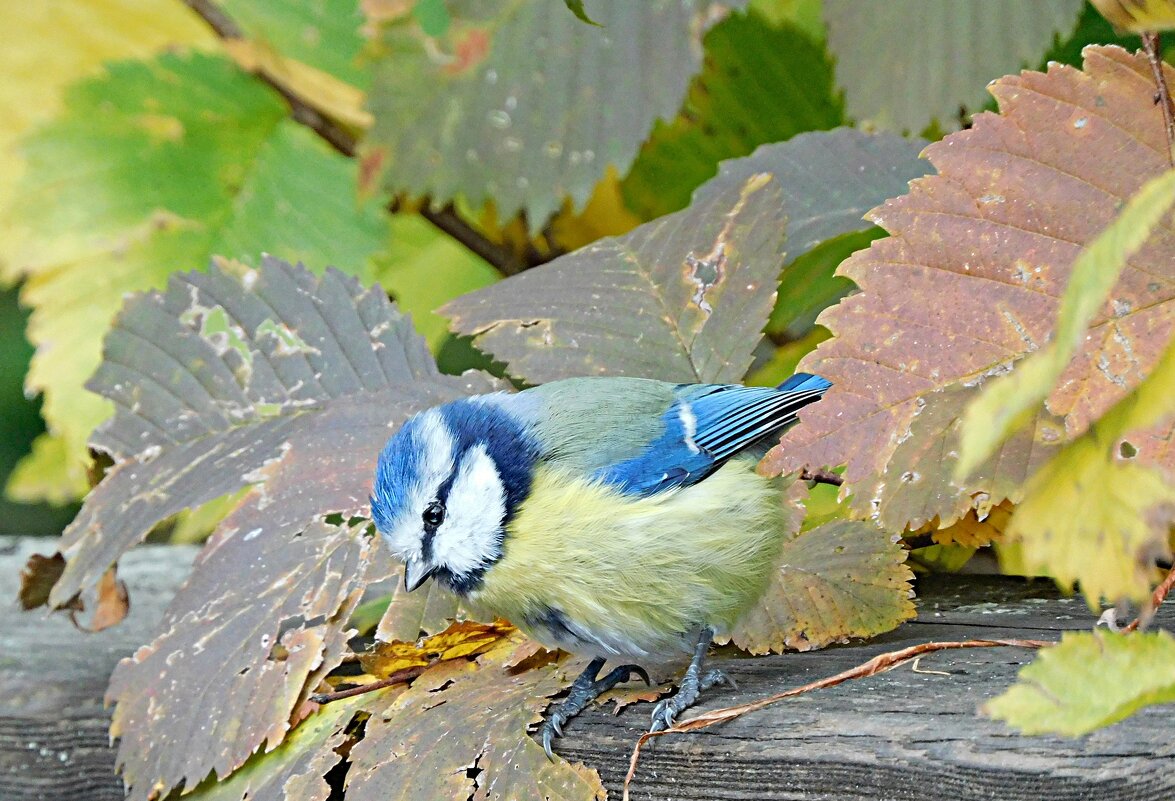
left=649, top=626, right=733, bottom=732
left=541, top=656, right=651, bottom=759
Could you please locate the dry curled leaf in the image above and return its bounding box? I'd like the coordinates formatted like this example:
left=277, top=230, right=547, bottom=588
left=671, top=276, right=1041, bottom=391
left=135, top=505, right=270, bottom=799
left=359, top=619, right=515, bottom=678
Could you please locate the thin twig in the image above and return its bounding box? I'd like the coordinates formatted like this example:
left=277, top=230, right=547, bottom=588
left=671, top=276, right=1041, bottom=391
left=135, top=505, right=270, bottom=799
left=310, top=665, right=427, bottom=704
left=799, top=468, right=843, bottom=487
left=621, top=637, right=1051, bottom=800
left=1142, top=32, right=1175, bottom=167
left=1123, top=562, right=1175, bottom=633
left=181, top=0, right=528, bottom=276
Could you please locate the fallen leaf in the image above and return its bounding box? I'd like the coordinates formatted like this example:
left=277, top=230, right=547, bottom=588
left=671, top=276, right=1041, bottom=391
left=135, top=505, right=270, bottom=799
left=360, top=620, right=515, bottom=678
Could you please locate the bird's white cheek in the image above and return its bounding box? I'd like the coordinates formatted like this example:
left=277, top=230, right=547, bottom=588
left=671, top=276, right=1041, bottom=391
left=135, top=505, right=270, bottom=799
left=432, top=445, right=506, bottom=576
left=382, top=522, right=423, bottom=563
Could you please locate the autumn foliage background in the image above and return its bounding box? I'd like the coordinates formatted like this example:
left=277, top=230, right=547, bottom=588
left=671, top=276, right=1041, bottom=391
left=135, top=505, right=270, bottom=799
left=6, top=1, right=1175, bottom=799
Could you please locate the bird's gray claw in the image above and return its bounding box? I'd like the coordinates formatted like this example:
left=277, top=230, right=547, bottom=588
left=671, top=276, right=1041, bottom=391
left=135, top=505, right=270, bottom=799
left=649, top=698, right=677, bottom=732
left=551, top=715, right=564, bottom=737
left=541, top=721, right=558, bottom=761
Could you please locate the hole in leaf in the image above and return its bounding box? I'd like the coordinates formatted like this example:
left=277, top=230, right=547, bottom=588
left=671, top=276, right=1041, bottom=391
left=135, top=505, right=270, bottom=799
left=1120, top=440, right=1138, bottom=459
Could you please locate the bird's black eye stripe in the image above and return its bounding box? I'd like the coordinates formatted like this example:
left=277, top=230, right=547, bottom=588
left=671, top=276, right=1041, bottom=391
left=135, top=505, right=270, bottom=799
left=422, top=500, right=445, bottom=529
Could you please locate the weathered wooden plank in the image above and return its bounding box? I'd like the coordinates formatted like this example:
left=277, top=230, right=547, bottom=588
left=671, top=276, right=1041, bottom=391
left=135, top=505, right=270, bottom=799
left=1, top=537, right=199, bottom=801
left=2, top=536, right=1172, bottom=801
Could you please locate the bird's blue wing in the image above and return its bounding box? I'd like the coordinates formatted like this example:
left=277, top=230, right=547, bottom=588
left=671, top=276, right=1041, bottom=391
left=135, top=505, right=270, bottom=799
left=592, top=373, right=831, bottom=497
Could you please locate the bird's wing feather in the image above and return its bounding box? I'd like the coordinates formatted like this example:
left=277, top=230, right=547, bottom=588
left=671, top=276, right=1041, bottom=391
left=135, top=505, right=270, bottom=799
left=593, top=375, right=830, bottom=496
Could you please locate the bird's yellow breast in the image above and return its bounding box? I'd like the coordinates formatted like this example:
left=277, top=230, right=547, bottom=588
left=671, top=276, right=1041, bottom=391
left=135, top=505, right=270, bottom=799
left=468, top=458, right=787, bottom=657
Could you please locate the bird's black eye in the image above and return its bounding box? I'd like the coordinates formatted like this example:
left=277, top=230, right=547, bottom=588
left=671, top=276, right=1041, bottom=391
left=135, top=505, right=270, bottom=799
left=422, top=501, right=445, bottom=529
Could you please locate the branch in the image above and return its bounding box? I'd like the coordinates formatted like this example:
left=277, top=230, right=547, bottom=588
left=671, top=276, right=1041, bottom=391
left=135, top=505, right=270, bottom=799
left=1141, top=32, right=1175, bottom=167
left=1123, top=562, right=1175, bottom=633
left=622, top=637, right=1052, bottom=800
left=181, top=0, right=527, bottom=276
left=799, top=468, right=843, bottom=487
left=310, top=664, right=428, bottom=704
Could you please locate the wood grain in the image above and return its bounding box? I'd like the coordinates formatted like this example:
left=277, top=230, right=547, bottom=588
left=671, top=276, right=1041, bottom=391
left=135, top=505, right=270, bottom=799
left=3, top=537, right=1172, bottom=800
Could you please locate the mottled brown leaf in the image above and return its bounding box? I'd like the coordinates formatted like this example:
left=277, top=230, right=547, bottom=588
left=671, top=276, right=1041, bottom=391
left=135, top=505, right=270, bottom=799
left=767, top=46, right=1175, bottom=528
left=346, top=641, right=605, bottom=801
left=37, top=257, right=496, bottom=612
left=184, top=695, right=369, bottom=801
left=374, top=562, right=463, bottom=642
left=446, top=171, right=787, bottom=384
left=107, top=520, right=377, bottom=800
left=729, top=518, right=916, bottom=654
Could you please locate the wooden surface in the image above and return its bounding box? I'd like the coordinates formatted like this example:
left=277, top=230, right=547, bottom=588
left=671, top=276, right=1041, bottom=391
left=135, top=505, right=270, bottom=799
left=2, top=535, right=1173, bottom=801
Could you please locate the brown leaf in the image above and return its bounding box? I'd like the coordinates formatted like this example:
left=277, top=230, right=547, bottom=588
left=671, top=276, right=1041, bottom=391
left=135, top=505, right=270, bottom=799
left=77, top=566, right=130, bottom=632
left=36, top=258, right=498, bottom=615
left=359, top=619, right=515, bottom=679
left=106, top=520, right=383, bottom=801
left=346, top=643, right=605, bottom=801
left=597, top=684, right=672, bottom=715
left=182, top=695, right=370, bottom=801
left=445, top=171, right=788, bottom=384
left=766, top=47, right=1175, bottom=529
left=18, top=552, right=65, bottom=610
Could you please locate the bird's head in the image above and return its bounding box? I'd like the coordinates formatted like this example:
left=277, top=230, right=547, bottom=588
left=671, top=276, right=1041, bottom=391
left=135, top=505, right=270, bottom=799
left=370, top=395, right=538, bottom=596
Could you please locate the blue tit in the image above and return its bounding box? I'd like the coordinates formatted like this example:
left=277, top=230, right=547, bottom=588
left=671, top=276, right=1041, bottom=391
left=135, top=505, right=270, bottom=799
left=369, top=372, right=830, bottom=755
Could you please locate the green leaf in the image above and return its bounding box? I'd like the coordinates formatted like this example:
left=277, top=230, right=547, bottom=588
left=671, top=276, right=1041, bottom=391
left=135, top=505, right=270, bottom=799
left=5, top=51, right=389, bottom=501
left=984, top=630, right=1175, bottom=735
left=413, top=0, right=452, bottom=37
left=363, top=1, right=746, bottom=230
left=0, top=0, right=216, bottom=282
left=957, top=168, right=1175, bottom=479
left=562, top=0, right=601, bottom=27
left=219, top=0, right=369, bottom=88
left=622, top=11, right=844, bottom=220
left=824, top=0, right=1085, bottom=131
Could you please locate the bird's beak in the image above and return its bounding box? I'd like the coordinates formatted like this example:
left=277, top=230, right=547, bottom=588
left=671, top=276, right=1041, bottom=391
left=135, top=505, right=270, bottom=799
left=403, top=559, right=436, bottom=592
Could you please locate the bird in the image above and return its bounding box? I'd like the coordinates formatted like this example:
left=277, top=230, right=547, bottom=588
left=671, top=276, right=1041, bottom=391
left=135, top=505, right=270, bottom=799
left=369, top=372, right=831, bottom=757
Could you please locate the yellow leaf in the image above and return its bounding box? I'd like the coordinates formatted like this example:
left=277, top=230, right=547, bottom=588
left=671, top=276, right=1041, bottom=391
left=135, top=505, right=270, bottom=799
left=985, top=630, right=1175, bottom=735
left=1005, top=336, right=1175, bottom=604
left=0, top=0, right=216, bottom=281
left=223, top=38, right=373, bottom=132
left=1091, top=0, right=1175, bottom=31
left=359, top=619, right=515, bottom=679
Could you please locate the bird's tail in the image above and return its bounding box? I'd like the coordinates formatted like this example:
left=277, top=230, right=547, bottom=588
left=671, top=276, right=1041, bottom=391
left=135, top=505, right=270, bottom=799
left=776, top=372, right=832, bottom=394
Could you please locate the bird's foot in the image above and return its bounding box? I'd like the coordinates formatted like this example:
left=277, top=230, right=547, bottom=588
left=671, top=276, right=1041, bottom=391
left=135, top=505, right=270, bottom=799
left=649, top=628, right=732, bottom=733
left=650, top=669, right=733, bottom=731
left=541, top=658, right=650, bottom=760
